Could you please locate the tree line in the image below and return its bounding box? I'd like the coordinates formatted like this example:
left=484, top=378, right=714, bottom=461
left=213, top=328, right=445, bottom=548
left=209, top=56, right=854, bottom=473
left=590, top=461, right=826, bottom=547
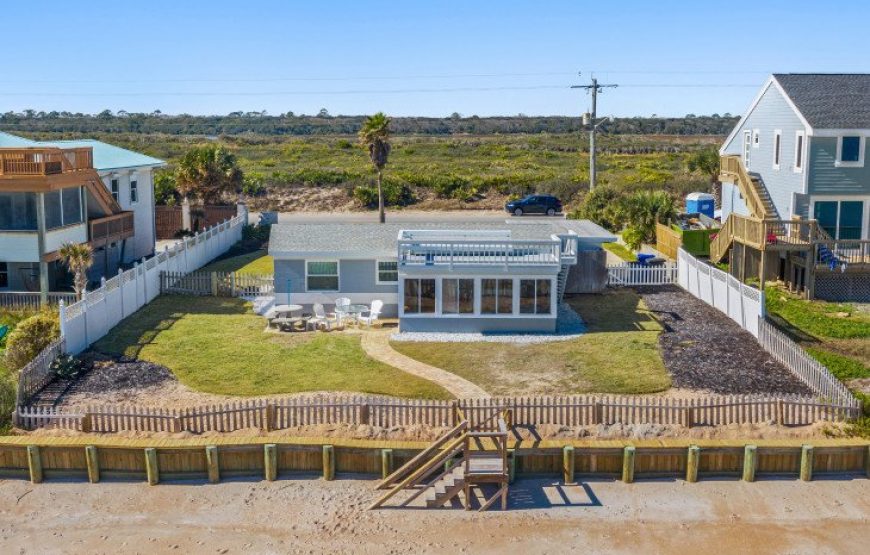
left=0, top=110, right=738, bottom=136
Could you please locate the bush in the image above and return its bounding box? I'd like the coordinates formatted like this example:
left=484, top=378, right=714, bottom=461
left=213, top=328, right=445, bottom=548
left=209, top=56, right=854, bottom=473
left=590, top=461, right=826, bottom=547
left=353, top=179, right=415, bottom=208
left=572, top=185, right=626, bottom=231
left=4, top=311, right=60, bottom=371
left=242, top=172, right=266, bottom=196
left=0, top=373, right=15, bottom=433
left=51, top=354, right=84, bottom=380
left=242, top=223, right=270, bottom=242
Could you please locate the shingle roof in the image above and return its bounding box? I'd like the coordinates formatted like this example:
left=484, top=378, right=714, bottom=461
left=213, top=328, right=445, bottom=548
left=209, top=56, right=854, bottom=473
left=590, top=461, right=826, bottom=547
left=268, top=220, right=615, bottom=258
left=773, top=74, right=870, bottom=129
left=0, top=132, right=165, bottom=171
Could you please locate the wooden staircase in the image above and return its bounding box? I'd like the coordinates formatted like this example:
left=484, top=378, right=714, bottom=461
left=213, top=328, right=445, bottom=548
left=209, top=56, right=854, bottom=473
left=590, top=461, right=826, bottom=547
left=719, top=154, right=777, bottom=221
left=369, top=410, right=511, bottom=512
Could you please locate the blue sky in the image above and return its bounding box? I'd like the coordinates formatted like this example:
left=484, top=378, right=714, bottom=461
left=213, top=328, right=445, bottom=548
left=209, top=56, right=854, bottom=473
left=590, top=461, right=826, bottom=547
left=3, top=0, right=868, bottom=117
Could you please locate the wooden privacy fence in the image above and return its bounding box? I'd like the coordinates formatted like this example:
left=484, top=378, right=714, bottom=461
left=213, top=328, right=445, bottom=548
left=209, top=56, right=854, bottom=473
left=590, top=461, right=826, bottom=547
left=16, top=338, right=66, bottom=406
left=655, top=222, right=682, bottom=260
left=0, top=292, right=77, bottom=311
left=13, top=393, right=861, bottom=434
left=160, top=271, right=275, bottom=298
left=607, top=263, right=678, bottom=286
left=155, top=204, right=238, bottom=240
left=2, top=439, right=868, bottom=486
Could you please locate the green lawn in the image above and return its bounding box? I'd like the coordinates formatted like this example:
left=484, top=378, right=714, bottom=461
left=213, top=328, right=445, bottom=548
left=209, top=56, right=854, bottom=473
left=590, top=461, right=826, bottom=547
left=95, top=296, right=449, bottom=399
left=765, top=286, right=869, bottom=379
left=201, top=250, right=274, bottom=274
left=391, top=289, right=670, bottom=396
left=603, top=242, right=636, bottom=262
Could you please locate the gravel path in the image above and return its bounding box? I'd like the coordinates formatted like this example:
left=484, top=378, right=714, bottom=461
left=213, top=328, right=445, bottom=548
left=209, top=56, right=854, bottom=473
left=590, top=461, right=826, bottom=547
left=636, top=286, right=812, bottom=395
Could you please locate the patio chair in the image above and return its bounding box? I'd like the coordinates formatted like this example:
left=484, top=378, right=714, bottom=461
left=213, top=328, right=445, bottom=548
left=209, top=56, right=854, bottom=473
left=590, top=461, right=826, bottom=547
left=308, top=303, right=338, bottom=331
left=358, top=300, right=383, bottom=328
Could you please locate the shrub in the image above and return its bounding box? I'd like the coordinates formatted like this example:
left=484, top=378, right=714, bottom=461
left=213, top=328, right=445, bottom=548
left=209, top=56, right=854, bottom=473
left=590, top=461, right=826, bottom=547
left=573, top=185, right=626, bottom=231
left=51, top=354, right=84, bottom=380
left=242, top=223, right=270, bottom=242
left=353, top=179, right=415, bottom=208
left=242, top=172, right=265, bottom=196
left=4, top=311, right=60, bottom=371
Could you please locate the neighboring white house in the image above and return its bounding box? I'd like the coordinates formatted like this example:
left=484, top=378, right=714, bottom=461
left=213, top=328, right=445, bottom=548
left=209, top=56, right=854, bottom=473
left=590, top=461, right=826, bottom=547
left=0, top=131, right=165, bottom=295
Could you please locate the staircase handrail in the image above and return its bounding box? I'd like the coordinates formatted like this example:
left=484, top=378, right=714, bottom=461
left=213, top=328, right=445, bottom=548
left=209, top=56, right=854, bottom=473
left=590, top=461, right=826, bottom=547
left=720, top=154, right=768, bottom=219
left=369, top=433, right=468, bottom=510
left=376, top=420, right=468, bottom=490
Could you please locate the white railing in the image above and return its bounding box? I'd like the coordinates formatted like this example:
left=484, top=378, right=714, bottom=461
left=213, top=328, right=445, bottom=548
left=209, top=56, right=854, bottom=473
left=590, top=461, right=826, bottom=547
left=59, top=215, right=245, bottom=355
left=758, top=319, right=859, bottom=408
left=607, top=263, right=678, bottom=286
left=398, top=239, right=562, bottom=268
left=0, top=292, right=77, bottom=311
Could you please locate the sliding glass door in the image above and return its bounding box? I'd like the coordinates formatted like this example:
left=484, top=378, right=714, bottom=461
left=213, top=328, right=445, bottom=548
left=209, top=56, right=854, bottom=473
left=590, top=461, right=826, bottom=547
left=813, top=200, right=865, bottom=240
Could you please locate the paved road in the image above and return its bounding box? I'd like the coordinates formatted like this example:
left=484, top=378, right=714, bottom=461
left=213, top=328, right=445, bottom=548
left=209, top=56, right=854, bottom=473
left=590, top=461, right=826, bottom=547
left=250, top=210, right=566, bottom=225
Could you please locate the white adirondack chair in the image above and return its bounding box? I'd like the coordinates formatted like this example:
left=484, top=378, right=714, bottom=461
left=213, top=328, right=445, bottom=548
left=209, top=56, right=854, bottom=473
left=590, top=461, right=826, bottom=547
left=308, top=303, right=338, bottom=331
left=334, top=297, right=352, bottom=324
left=358, top=299, right=383, bottom=328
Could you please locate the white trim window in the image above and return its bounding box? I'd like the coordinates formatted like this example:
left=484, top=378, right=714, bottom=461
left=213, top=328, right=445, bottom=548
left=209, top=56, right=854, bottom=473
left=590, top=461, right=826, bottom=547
left=480, top=278, right=513, bottom=315
left=793, top=131, right=805, bottom=173
left=773, top=129, right=782, bottom=170
left=0, top=262, right=7, bottom=289
left=835, top=135, right=865, bottom=168
left=130, top=179, right=139, bottom=204
left=519, top=279, right=552, bottom=315
left=742, top=130, right=752, bottom=168
left=305, top=260, right=339, bottom=292
left=752, top=129, right=760, bottom=148
left=441, top=278, right=474, bottom=315
left=403, top=278, right=436, bottom=314
left=110, top=178, right=120, bottom=202
left=375, top=260, right=398, bottom=284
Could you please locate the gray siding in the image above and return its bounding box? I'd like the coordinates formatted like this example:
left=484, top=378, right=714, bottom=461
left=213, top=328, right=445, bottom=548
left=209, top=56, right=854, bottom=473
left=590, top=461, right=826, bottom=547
left=808, top=137, right=870, bottom=196
left=274, top=258, right=397, bottom=294
left=564, top=250, right=607, bottom=294
left=399, top=317, right=556, bottom=334
left=723, top=83, right=807, bottom=219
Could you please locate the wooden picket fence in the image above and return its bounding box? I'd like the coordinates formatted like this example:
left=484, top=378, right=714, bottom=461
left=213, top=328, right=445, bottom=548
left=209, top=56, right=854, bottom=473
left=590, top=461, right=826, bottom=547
left=607, top=263, right=678, bottom=286
left=160, top=271, right=274, bottom=298
left=13, top=393, right=861, bottom=433
left=16, top=338, right=66, bottom=406
left=0, top=292, right=77, bottom=311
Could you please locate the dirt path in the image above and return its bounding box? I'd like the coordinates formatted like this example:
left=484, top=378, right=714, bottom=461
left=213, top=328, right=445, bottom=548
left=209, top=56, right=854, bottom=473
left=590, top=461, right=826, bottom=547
left=1, top=477, right=867, bottom=553
left=361, top=330, right=491, bottom=398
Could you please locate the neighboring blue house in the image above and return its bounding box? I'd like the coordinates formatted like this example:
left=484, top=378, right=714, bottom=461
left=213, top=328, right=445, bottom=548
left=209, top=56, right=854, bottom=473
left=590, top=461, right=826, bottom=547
left=268, top=219, right=615, bottom=333
left=720, top=74, right=869, bottom=241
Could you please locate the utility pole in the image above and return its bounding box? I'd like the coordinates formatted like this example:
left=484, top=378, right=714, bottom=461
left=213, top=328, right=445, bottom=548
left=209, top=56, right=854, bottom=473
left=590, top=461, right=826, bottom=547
left=572, top=74, right=617, bottom=191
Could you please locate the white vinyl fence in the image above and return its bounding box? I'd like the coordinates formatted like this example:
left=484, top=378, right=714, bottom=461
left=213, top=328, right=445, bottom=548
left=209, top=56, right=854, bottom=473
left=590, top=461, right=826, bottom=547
left=677, top=248, right=763, bottom=337
left=59, top=215, right=245, bottom=355
left=607, top=263, right=678, bottom=286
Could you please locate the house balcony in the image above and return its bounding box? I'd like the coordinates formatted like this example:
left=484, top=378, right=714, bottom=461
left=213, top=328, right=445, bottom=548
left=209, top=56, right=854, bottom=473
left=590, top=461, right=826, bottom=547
left=397, top=229, right=576, bottom=270
left=0, top=147, right=94, bottom=177
left=89, top=211, right=135, bottom=249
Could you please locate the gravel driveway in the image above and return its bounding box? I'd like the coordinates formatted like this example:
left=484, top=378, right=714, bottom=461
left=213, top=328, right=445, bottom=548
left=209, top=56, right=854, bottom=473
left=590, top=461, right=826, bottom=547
left=635, top=286, right=811, bottom=395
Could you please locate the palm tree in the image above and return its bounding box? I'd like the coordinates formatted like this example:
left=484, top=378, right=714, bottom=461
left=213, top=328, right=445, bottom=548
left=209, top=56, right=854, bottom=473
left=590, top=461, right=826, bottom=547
left=686, top=149, right=722, bottom=207
left=175, top=145, right=244, bottom=205
left=358, top=112, right=392, bottom=223
left=58, top=242, right=93, bottom=300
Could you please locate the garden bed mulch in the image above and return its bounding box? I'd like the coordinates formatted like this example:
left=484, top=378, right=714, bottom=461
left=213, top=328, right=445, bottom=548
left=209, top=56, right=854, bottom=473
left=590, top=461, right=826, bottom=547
left=635, top=286, right=811, bottom=395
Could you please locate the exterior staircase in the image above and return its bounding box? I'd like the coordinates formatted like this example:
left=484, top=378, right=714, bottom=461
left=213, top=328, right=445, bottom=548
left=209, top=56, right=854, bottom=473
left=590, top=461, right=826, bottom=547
left=424, top=465, right=467, bottom=508
left=369, top=411, right=511, bottom=512
left=556, top=264, right=570, bottom=302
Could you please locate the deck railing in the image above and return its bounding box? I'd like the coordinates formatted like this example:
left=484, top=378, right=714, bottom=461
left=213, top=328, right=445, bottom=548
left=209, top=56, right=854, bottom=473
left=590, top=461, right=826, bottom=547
left=88, top=211, right=135, bottom=248
left=0, top=147, right=94, bottom=176
left=398, top=239, right=563, bottom=268
left=719, top=154, right=769, bottom=219
left=815, top=239, right=870, bottom=267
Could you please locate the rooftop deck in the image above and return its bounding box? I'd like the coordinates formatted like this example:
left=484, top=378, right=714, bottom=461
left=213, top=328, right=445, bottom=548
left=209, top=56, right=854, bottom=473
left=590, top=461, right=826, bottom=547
left=0, top=147, right=94, bottom=177
left=397, top=229, right=577, bottom=269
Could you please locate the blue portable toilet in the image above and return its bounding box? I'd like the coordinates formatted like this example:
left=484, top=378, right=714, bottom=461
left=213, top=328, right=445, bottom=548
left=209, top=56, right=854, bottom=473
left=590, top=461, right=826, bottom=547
left=685, top=192, right=715, bottom=218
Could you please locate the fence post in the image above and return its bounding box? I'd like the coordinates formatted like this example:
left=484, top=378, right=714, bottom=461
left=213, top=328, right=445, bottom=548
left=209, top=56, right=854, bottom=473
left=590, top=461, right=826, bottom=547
left=865, top=446, right=870, bottom=478
left=210, top=272, right=218, bottom=296
left=145, top=448, right=159, bottom=485
left=81, top=412, right=92, bottom=433
left=800, top=445, right=814, bottom=482
left=264, top=444, right=277, bottom=481
left=82, top=289, right=90, bottom=347
left=58, top=300, right=66, bottom=340
left=27, top=445, right=43, bottom=484
left=322, top=445, right=335, bottom=481
left=206, top=445, right=220, bottom=483
left=117, top=268, right=124, bottom=318
left=742, top=445, right=757, bottom=482
left=622, top=446, right=635, bottom=483
left=360, top=403, right=370, bottom=426
left=776, top=400, right=785, bottom=426
left=562, top=445, right=575, bottom=484
left=508, top=448, right=516, bottom=484
left=450, top=400, right=459, bottom=426
left=85, top=446, right=100, bottom=483
left=380, top=449, right=393, bottom=480
left=686, top=445, right=700, bottom=483
left=263, top=403, right=276, bottom=432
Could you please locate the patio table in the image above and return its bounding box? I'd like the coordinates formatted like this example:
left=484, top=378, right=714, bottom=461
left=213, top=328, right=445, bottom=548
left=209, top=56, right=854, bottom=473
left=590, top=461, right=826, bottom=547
left=335, top=303, right=369, bottom=325
left=268, top=304, right=303, bottom=318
